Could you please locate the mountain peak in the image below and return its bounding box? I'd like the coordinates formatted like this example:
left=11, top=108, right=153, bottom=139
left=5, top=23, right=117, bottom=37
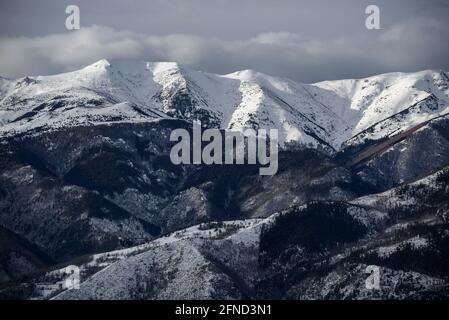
left=1, top=60, right=448, bottom=152
left=225, top=69, right=261, bottom=81
left=81, top=59, right=183, bottom=77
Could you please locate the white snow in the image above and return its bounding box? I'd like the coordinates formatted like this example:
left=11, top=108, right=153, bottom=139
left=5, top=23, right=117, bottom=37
left=1, top=60, right=448, bottom=150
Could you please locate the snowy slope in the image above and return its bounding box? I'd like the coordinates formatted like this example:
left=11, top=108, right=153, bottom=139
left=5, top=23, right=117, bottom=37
left=1, top=59, right=448, bottom=150
left=350, top=165, right=448, bottom=211
left=37, top=201, right=389, bottom=300
left=43, top=219, right=265, bottom=300
left=28, top=189, right=448, bottom=300
left=311, top=70, right=449, bottom=147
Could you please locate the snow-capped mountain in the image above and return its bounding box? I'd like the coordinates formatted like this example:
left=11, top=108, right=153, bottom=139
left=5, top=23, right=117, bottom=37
left=1, top=60, right=449, bottom=300
left=1, top=59, right=448, bottom=151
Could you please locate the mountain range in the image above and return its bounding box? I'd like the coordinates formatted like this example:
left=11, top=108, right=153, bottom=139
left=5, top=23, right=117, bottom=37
left=0, top=59, right=448, bottom=299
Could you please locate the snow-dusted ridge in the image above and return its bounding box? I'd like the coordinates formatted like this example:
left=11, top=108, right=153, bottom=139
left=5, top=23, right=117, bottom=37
left=1, top=59, right=448, bottom=150
left=33, top=218, right=267, bottom=300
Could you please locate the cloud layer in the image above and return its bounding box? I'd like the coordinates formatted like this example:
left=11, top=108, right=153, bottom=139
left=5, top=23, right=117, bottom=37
left=1, top=19, right=448, bottom=83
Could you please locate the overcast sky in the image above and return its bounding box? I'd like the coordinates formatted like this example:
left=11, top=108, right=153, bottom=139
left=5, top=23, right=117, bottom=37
left=0, top=0, right=448, bottom=82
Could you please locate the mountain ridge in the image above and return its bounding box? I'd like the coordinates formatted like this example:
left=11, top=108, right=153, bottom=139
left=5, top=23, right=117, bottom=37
left=1, top=59, right=448, bottom=151
left=1, top=60, right=449, bottom=299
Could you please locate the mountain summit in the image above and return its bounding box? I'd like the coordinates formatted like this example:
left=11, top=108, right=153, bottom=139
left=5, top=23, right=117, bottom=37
left=1, top=59, right=448, bottom=150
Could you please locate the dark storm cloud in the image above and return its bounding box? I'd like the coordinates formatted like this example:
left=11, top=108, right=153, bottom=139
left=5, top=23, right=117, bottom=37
left=0, top=0, right=448, bottom=82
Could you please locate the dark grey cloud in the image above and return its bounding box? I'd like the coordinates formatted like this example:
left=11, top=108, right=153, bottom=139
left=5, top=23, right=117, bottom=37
left=0, top=0, right=448, bottom=82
